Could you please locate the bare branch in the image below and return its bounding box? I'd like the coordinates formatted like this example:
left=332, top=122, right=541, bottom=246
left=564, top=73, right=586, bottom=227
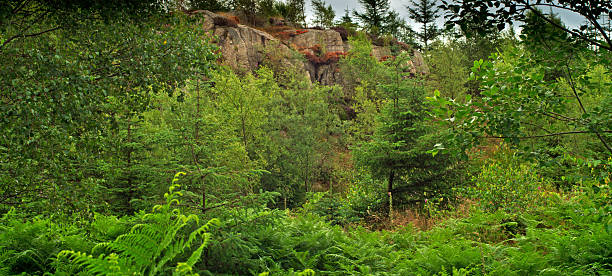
left=564, top=64, right=612, bottom=154
left=486, top=130, right=612, bottom=139
left=0, top=26, right=61, bottom=51
left=519, top=1, right=612, bottom=51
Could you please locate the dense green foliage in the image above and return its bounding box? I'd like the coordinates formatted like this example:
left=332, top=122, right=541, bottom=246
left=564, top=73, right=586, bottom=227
left=1, top=1, right=611, bottom=275
left=2, top=159, right=609, bottom=274
left=1, top=8, right=218, bottom=214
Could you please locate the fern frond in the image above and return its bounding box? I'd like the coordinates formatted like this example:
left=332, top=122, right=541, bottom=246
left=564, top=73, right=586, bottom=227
left=58, top=172, right=219, bottom=275
left=0, top=247, right=16, bottom=274
left=58, top=251, right=135, bottom=275
left=184, top=235, right=209, bottom=268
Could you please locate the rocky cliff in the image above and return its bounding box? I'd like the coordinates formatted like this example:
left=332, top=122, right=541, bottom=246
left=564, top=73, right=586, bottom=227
left=189, top=10, right=428, bottom=85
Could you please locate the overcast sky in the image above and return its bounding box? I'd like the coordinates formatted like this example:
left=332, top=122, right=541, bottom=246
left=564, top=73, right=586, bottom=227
left=303, top=0, right=586, bottom=30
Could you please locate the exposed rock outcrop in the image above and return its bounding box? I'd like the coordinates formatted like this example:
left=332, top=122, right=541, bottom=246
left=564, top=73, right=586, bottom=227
left=190, top=10, right=309, bottom=80
left=189, top=10, right=428, bottom=85
left=289, top=29, right=346, bottom=53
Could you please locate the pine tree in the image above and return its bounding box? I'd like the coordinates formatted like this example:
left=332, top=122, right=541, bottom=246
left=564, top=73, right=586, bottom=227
left=353, top=0, right=391, bottom=35
left=312, top=0, right=335, bottom=28
left=407, top=0, right=440, bottom=49
left=386, top=10, right=416, bottom=45
left=337, top=8, right=358, bottom=29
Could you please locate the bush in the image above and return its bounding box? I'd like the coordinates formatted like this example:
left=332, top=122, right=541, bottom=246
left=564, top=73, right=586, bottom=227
left=471, top=150, right=551, bottom=212
left=213, top=15, right=239, bottom=27
left=342, top=170, right=387, bottom=219
left=321, top=51, right=347, bottom=64
left=300, top=50, right=347, bottom=65
left=331, top=26, right=349, bottom=41
left=300, top=192, right=361, bottom=226
left=190, top=0, right=229, bottom=11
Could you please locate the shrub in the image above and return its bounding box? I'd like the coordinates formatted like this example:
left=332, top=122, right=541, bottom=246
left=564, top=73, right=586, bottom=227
left=300, top=50, right=347, bottom=65
left=270, top=29, right=309, bottom=40
left=215, top=12, right=240, bottom=23
left=300, top=49, right=321, bottom=64
left=212, top=15, right=239, bottom=27
left=331, top=26, right=349, bottom=41
left=321, top=51, right=347, bottom=64
left=471, top=150, right=551, bottom=213
left=395, top=41, right=412, bottom=51
left=368, top=33, right=386, bottom=46
left=301, top=192, right=361, bottom=226
left=276, top=30, right=294, bottom=40
left=343, top=171, right=387, bottom=219
left=191, top=0, right=229, bottom=11
left=269, top=17, right=286, bottom=26
left=309, top=44, right=322, bottom=55
left=379, top=55, right=393, bottom=62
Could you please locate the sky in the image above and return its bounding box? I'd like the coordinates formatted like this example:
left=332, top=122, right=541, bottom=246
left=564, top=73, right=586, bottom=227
left=303, top=0, right=586, bottom=30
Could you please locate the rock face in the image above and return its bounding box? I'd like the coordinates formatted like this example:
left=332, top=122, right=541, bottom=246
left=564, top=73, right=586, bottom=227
left=288, top=29, right=345, bottom=84
left=190, top=10, right=428, bottom=85
left=289, top=29, right=346, bottom=53
left=191, top=10, right=309, bottom=80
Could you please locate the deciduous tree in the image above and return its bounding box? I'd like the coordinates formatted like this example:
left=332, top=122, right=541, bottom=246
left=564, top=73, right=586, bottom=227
left=441, top=0, right=612, bottom=51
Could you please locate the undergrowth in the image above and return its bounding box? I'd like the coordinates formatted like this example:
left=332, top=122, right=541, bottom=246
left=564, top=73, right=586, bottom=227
left=1, top=167, right=609, bottom=275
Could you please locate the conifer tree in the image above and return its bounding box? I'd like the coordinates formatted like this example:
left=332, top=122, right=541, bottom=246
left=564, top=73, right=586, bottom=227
left=312, top=0, right=335, bottom=28
left=354, top=52, right=459, bottom=215
left=338, top=8, right=356, bottom=27
left=386, top=10, right=417, bottom=45
left=353, top=0, right=410, bottom=39
left=353, top=0, right=391, bottom=35
left=407, top=0, right=440, bottom=49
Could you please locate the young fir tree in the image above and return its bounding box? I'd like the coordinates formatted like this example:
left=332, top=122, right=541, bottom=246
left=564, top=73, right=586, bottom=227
left=354, top=52, right=459, bottom=215
left=407, top=0, right=440, bottom=49
left=312, top=0, right=335, bottom=28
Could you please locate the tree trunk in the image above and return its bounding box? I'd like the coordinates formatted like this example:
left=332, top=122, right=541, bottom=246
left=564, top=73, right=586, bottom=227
left=387, top=170, right=395, bottom=195
left=195, top=79, right=200, bottom=141
left=387, top=170, right=395, bottom=218
left=126, top=117, right=134, bottom=213
left=201, top=174, right=206, bottom=211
